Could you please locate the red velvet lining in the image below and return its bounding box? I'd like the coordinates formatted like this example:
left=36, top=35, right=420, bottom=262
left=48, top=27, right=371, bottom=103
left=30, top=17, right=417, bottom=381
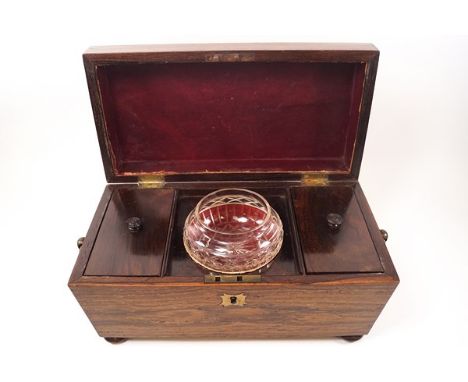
left=97, top=62, right=365, bottom=175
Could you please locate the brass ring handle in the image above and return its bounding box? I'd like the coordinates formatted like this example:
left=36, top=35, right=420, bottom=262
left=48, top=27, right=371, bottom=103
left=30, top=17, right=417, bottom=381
left=380, top=229, right=388, bottom=242
left=77, top=237, right=85, bottom=249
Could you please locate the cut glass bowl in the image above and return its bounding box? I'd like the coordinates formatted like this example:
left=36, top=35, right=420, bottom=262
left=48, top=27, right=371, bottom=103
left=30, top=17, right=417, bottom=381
left=183, top=188, right=284, bottom=274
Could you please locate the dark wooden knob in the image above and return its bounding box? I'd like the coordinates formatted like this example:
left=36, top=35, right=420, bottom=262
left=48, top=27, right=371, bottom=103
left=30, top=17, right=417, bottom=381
left=327, top=213, right=343, bottom=231
left=380, top=229, right=388, bottom=242
left=77, top=237, right=85, bottom=249
left=127, top=217, right=143, bottom=232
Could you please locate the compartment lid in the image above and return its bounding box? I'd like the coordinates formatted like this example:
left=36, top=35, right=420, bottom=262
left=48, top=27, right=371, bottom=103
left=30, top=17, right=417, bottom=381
left=84, top=43, right=379, bottom=182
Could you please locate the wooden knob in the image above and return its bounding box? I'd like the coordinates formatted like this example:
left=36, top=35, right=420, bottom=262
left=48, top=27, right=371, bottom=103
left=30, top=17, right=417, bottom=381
left=127, top=217, right=143, bottom=232
left=327, top=213, right=343, bottom=231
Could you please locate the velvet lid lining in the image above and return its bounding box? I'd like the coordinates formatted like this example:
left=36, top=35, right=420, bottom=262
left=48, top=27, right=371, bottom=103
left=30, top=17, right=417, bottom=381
left=96, top=61, right=366, bottom=176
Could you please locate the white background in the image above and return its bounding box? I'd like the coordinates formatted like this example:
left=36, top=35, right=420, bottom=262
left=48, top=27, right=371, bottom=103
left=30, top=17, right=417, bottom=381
left=1, top=1, right=467, bottom=381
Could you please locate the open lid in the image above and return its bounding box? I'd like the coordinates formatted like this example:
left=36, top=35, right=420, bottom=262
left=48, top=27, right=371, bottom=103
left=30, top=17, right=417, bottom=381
left=84, top=43, right=379, bottom=183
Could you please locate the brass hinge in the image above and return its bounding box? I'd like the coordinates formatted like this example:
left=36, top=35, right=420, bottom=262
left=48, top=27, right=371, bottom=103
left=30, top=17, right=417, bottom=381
left=204, top=274, right=262, bottom=283
left=301, top=173, right=329, bottom=186
left=138, top=175, right=165, bottom=188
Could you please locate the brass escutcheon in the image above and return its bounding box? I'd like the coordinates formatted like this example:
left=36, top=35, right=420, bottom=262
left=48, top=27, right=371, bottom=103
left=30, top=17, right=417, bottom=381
left=221, top=293, right=246, bottom=307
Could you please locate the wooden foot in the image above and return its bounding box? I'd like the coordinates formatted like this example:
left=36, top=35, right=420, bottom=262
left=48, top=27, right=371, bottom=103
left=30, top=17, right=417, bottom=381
left=341, top=335, right=363, bottom=342
left=104, top=337, right=127, bottom=344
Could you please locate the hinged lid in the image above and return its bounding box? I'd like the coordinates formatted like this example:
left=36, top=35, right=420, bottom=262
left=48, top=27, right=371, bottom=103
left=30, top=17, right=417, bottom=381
left=84, top=43, right=379, bottom=183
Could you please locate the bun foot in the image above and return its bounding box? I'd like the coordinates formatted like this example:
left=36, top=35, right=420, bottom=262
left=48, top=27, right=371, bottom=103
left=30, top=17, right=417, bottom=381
left=104, top=337, right=127, bottom=344
left=341, top=335, right=363, bottom=342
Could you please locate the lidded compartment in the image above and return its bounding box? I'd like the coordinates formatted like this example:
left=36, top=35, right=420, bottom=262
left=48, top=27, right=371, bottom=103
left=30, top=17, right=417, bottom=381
left=292, top=185, right=384, bottom=274
left=82, top=43, right=382, bottom=279
left=84, top=188, right=175, bottom=276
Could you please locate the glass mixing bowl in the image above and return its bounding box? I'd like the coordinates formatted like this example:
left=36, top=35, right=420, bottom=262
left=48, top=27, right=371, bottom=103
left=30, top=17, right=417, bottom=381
left=183, top=188, right=283, bottom=274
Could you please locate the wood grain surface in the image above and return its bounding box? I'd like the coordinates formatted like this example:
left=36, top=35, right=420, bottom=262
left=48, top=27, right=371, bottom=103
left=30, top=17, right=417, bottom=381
left=70, top=282, right=396, bottom=339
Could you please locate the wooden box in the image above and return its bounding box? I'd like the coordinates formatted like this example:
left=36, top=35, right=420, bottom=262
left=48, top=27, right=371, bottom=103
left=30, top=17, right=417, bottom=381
left=69, top=43, right=399, bottom=343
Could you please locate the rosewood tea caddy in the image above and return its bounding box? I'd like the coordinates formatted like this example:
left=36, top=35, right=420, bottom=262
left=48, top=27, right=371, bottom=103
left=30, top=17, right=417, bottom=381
left=69, top=43, right=399, bottom=343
